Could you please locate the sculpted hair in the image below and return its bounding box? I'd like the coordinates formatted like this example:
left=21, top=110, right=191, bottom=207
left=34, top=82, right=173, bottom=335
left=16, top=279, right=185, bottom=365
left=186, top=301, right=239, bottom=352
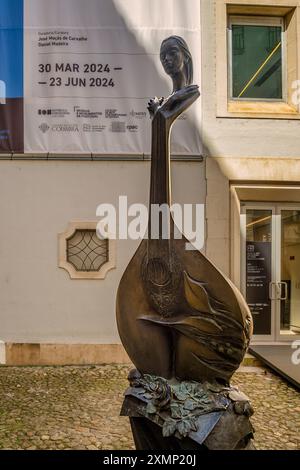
left=160, top=35, right=193, bottom=85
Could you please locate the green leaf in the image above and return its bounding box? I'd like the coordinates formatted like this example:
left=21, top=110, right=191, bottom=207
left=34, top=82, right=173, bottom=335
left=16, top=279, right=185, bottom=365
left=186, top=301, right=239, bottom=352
left=177, top=419, right=192, bottom=438
left=170, top=403, right=182, bottom=419
left=162, top=419, right=177, bottom=438
left=189, top=417, right=198, bottom=433
left=172, top=389, right=186, bottom=401
left=146, top=402, right=157, bottom=414
left=183, top=399, right=197, bottom=411
left=194, top=388, right=206, bottom=398
left=183, top=382, right=198, bottom=394
left=201, top=398, right=213, bottom=405
left=172, top=383, right=188, bottom=401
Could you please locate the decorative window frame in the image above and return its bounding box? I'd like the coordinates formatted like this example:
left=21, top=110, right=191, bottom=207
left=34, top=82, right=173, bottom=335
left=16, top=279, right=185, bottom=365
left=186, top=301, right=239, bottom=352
left=216, top=0, right=300, bottom=119
left=58, top=221, right=116, bottom=280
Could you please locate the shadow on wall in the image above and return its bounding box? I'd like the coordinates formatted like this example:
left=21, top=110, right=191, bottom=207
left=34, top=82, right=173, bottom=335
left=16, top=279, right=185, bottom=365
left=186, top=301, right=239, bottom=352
left=109, top=0, right=203, bottom=157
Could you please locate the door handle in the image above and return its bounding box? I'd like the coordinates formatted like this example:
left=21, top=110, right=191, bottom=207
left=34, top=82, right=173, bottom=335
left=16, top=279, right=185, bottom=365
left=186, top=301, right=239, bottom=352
left=278, top=282, right=288, bottom=301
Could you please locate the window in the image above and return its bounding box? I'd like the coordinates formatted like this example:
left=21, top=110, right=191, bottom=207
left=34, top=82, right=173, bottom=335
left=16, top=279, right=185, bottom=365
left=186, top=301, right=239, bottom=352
left=229, top=16, right=284, bottom=101
left=216, top=1, right=299, bottom=118
left=66, top=229, right=109, bottom=272
left=58, top=221, right=116, bottom=280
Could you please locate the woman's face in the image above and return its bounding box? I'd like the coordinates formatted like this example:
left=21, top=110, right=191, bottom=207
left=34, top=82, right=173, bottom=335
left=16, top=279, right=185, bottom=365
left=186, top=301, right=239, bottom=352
left=160, top=38, right=185, bottom=77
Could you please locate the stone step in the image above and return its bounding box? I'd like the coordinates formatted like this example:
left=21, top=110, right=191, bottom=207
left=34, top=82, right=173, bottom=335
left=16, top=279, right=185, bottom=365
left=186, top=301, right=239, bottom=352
left=242, top=353, right=263, bottom=368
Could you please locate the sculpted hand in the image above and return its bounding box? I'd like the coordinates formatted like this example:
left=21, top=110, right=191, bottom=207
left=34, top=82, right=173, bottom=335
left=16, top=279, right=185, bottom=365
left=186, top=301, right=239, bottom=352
left=147, top=97, right=165, bottom=119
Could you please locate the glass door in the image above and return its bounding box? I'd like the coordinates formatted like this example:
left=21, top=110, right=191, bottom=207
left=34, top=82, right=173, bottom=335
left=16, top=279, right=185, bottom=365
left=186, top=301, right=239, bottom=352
left=241, top=203, right=300, bottom=343
left=241, top=205, right=276, bottom=341
left=277, top=207, right=300, bottom=340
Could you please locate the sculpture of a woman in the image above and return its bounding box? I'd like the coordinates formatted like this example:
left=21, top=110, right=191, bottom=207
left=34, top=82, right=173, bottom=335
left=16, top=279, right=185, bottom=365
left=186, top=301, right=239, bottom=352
left=116, top=36, right=253, bottom=385
left=117, top=36, right=255, bottom=450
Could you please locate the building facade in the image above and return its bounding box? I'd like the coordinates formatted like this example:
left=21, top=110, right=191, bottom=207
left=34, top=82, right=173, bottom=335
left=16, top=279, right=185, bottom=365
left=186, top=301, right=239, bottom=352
left=0, top=1, right=300, bottom=381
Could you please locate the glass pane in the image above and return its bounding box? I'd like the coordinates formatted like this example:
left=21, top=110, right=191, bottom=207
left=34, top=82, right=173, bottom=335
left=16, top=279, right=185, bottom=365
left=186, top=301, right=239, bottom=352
left=246, top=210, right=272, bottom=335
left=232, top=24, right=282, bottom=99
left=281, top=210, right=300, bottom=334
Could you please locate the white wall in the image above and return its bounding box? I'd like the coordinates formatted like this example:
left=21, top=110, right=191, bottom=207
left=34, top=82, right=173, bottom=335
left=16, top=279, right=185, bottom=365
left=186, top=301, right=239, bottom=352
left=0, top=160, right=205, bottom=344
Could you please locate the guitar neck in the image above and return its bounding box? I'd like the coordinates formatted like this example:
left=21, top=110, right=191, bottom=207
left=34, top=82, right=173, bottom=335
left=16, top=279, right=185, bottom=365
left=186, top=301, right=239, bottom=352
left=149, top=113, right=172, bottom=207
left=147, top=113, right=174, bottom=259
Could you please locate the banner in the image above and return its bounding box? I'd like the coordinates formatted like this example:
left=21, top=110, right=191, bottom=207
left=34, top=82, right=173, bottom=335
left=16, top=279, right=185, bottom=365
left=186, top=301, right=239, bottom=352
left=0, top=0, right=23, bottom=152
left=0, top=0, right=202, bottom=156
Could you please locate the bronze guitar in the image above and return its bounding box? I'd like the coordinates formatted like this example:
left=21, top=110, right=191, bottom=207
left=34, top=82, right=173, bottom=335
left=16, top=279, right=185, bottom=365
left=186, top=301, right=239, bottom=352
left=116, top=36, right=253, bottom=385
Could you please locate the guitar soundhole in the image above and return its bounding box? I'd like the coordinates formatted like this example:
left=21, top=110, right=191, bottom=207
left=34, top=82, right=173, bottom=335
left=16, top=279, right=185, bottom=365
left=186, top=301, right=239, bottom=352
left=145, top=258, right=172, bottom=287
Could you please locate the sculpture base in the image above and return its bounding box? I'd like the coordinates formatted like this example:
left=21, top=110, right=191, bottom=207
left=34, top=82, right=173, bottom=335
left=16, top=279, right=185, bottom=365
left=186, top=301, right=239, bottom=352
left=121, top=371, right=255, bottom=450
left=129, top=416, right=205, bottom=451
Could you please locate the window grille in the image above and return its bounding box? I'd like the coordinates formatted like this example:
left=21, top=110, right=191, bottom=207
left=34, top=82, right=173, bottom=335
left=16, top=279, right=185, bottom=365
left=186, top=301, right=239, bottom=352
left=66, top=229, right=109, bottom=272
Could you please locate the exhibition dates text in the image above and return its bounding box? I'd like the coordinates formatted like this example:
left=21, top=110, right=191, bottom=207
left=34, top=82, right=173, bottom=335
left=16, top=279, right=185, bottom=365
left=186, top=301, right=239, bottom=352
left=38, top=63, right=119, bottom=88
left=39, top=63, right=112, bottom=73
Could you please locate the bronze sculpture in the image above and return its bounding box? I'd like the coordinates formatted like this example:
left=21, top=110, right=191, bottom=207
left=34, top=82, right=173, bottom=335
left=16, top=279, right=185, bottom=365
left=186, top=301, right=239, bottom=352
left=117, top=36, right=254, bottom=449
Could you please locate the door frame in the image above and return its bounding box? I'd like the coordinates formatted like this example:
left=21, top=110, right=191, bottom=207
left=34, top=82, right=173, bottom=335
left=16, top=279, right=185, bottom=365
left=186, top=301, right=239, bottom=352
left=276, top=204, right=300, bottom=342
left=241, top=202, right=300, bottom=344
left=241, top=203, right=277, bottom=342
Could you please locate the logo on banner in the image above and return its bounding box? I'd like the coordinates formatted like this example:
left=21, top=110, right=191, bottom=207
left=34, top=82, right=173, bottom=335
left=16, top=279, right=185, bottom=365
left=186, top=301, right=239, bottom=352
left=83, top=124, right=106, bottom=133
left=105, top=109, right=127, bottom=119
left=74, top=106, right=102, bottom=119
left=38, top=109, right=52, bottom=116
left=129, top=110, right=147, bottom=120
left=39, top=109, right=71, bottom=118
left=52, top=124, right=79, bottom=132
left=127, top=125, right=138, bottom=133
left=39, top=123, right=50, bottom=133
left=110, top=122, right=126, bottom=133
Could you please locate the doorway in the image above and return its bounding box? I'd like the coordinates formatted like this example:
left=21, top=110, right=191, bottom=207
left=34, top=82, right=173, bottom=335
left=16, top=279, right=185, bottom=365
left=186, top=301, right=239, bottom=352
left=241, top=203, right=300, bottom=342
